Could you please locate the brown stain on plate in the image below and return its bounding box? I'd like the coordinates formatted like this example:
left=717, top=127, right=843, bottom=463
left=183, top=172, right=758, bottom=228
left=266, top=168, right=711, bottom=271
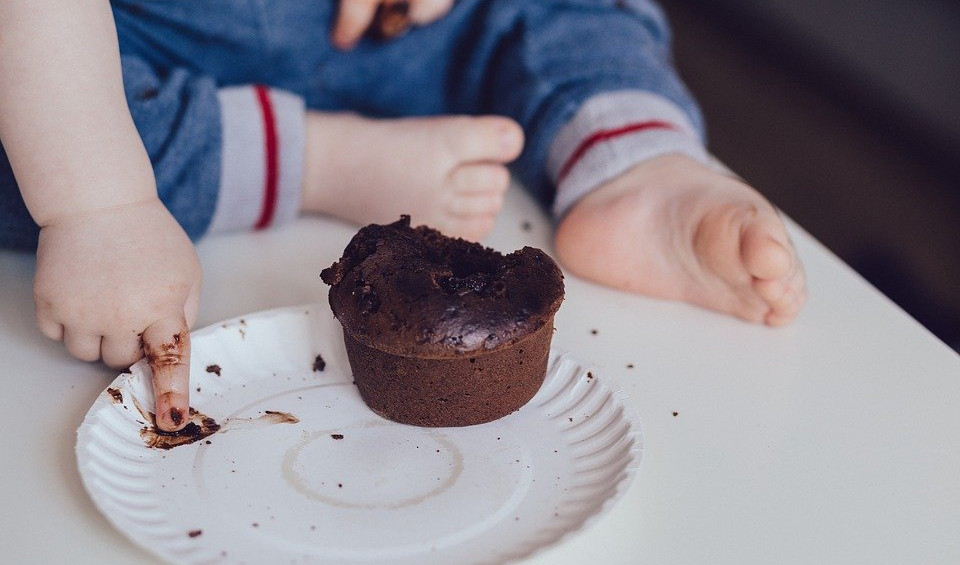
left=262, top=411, right=300, bottom=425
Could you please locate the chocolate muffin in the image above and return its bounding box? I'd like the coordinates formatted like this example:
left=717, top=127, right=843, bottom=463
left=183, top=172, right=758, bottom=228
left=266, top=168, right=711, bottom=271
left=321, top=216, right=564, bottom=427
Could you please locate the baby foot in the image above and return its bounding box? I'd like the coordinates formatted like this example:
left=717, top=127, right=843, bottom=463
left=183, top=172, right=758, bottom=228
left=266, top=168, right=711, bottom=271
left=554, top=154, right=806, bottom=325
left=301, top=112, right=524, bottom=241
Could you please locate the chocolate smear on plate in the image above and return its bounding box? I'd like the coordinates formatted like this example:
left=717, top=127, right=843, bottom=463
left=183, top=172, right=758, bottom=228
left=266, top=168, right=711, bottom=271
left=106, top=387, right=123, bottom=403
left=131, top=395, right=298, bottom=450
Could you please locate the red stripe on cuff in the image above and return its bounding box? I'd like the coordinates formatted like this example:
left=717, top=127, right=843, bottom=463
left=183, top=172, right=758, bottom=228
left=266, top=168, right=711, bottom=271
left=253, top=85, right=279, bottom=230
left=557, top=120, right=678, bottom=183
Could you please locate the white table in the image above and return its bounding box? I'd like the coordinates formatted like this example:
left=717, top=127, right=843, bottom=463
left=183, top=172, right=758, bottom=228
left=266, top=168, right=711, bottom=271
left=2, top=187, right=958, bottom=564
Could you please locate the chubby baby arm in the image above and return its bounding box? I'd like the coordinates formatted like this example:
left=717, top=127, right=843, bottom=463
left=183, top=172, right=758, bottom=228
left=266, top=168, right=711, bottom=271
left=0, top=0, right=198, bottom=430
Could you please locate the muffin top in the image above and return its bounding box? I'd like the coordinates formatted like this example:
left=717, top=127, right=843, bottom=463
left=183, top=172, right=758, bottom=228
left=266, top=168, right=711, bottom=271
left=321, top=216, right=564, bottom=357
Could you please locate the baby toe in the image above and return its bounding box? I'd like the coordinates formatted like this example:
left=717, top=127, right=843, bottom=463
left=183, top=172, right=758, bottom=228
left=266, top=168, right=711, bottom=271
left=762, top=266, right=807, bottom=325
left=442, top=116, right=524, bottom=164
left=446, top=192, right=505, bottom=218
left=764, top=289, right=803, bottom=326
left=742, top=224, right=794, bottom=281
left=753, top=275, right=790, bottom=306
left=438, top=215, right=497, bottom=242
left=448, top=163, right=511, bottom=195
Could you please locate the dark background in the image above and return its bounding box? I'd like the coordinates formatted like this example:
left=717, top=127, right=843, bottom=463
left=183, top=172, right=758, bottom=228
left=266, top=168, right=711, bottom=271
left=658, top=0, right=960, bottom=350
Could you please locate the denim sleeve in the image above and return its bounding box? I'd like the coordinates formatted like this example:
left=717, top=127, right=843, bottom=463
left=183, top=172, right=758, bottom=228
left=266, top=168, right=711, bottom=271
left=449, top=0, right=705, bottom=208
left=121, top=55, right=223, bottom=240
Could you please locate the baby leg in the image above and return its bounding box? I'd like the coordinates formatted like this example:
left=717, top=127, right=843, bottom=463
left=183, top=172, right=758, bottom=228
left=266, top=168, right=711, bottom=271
left=440, top=1, right=805, bottom=323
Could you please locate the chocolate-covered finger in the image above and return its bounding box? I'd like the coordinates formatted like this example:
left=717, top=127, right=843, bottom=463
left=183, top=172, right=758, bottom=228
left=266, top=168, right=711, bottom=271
left=333, top=0, right=381, bottom=49
left=372, top=0, right=411, bottom=39
left=142, top=315, right=191, bottom=432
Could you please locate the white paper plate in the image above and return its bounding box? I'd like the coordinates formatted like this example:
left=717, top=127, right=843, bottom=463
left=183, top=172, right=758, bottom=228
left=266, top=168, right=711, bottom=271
left=77, top=304, right=642, bottom=565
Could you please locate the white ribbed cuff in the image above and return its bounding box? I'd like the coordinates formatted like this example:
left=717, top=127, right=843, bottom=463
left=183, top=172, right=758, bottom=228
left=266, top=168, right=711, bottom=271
left=548, top=90, right=710, bottom=219
left=208, top=86, right=305, bottom=234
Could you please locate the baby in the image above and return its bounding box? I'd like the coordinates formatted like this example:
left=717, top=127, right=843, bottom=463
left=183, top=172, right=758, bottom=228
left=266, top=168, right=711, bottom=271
left=0, top=0, right=805, bottom=431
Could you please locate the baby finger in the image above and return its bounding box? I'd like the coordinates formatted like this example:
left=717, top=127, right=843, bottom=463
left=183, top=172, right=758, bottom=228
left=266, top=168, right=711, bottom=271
left=64, top=329, right=102, bottom=363
left=101, top=333, right=143, bottom=370
left=409, top=0, right=453, bottom=25
left=35, top=311, right=64, bottom=342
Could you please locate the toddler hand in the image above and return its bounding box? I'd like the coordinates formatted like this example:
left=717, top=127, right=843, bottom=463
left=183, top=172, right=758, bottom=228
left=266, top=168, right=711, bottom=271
left=332, top=0, right=454, bottom=49
left=34, top=199, right=201, bottom=431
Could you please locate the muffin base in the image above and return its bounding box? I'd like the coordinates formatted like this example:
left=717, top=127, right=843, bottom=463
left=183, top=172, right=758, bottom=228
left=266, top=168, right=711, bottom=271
left=341, top=318, right=555, bottom=427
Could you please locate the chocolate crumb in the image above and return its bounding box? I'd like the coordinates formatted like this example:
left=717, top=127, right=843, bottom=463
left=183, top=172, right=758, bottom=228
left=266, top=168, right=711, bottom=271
left=206, top=364, right=222, bottom=376
left=313, top=354, right=326, bottom=372
left=627, top=363, right=634, bottom=369
left=330, top=434, right=344, bottom=440
left=187, top=529, right=202, bottom=538
left=252, top=523, right=259, bottom=528
left=586, top=371, right=594, bottom=380
left=672, top=411, right=679, bottom=417
left=568, top=417, right=573, bottom=422
left=338, top=483, right=343, bottom=488
left=590, top=329, right=598, bottom=335
left=106, top=387, right=123, bottom=403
